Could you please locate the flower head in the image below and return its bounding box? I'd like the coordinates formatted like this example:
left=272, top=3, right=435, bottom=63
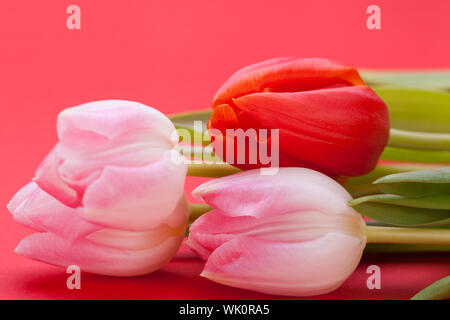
left=187, top=168, right=366, bottom=296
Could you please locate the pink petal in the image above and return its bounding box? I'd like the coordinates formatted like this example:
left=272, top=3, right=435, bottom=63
left=7, top=182, right=45, bottom=231
left=34, top=145, right=79, bottom=207
left=86, top=196, right=189, bottom=250
left=23, top=186, right=101, bottom=242
left=7, top=182, right=100, bottom=241
left=187, top=208, right=365, bottom=260
left=80, top=151, right=187, bottom=230
left=160, top=194, right=191, bottom=229
left=186, top=210, right=237, bottom=260
left=57, top=100, right=177, bottom=149
left=35, top=101, right=180, bottom=207
left=201, top=233, right=366, bottom=296
left=193, top=168, right=356, bottom=219
left=57, top=146, right=168, bottom=200
left=15, top=232, right=185, bottom=276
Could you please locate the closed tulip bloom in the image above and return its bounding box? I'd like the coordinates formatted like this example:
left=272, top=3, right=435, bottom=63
left=209, top=57, right=390, bottom=177
left=187, top=168, right=366, bottom=296
left=7, top=100, right=189, bottom=276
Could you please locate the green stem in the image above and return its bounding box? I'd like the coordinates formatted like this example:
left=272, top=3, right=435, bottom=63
left=189, top=203, right=212, bottom=222
left=388, top=128, right=450, bottom=152
left=169, top=110, right=212, bottom=146
left=187, top=163, right=241, bottom=178
left=365, top=225, right=450, bottom=246
left=178, top=145, right=220, bottom=162
left=381, top=146, right=450, bottom=164
left=169, top=109, right=212, bottom=121
left=364, top=243, right=450, bottom=253
left=360, top=70, right=450, bottom=91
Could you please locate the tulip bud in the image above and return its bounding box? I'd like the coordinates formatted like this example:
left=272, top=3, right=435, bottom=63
left=7, top=100, right=189, bottom=276
left=209, top=57, right=390, bottom=177
left=187, top=168, right=366, bottom=296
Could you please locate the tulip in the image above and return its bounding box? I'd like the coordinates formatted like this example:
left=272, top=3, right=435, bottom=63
left=208, top=57, right=390, bottom=177
left=187, top=168, right=366, bottom=296
left=7, top=100, right=189, bottom=276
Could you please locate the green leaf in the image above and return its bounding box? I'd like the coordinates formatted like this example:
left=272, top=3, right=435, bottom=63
left=381, top=146, right=450, bottom=164
left=374, top=167, right=450, bottom=196
left=411, top=276, right=450, bottom=300
left=349, top=201, right=450, bottom=227
left=361, top=70, right=450, bottom=91
left=350, top=167, right=450, bottom=227
left=374, top=87, right=450, bottom=133
left=169, top=110, right=212, bottom=145
left=350, top=194, right=450, bottom=210
left=344, top=163, right=425, bottom=197
left=375, top=166, right=450, bottom=184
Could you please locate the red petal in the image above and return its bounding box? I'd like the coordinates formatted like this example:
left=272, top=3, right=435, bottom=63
left=211, top=86, right=389, bottom=176
left=213, top=58, right=365, bottom=107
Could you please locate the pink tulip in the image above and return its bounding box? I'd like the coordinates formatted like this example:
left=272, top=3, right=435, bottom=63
left=7, top=100, right=189, bottom=276
left=187, top=168, right=366, bottom=296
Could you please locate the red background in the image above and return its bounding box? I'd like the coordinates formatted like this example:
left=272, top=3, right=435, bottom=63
left=0, top=0, right=449, bottom=299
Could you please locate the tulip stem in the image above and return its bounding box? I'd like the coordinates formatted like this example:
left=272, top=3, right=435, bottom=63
left=365, top=225, right=450, bottom=246
left=364, top=243, right=450, bottom=253
left=187, top=163, right=241, bottom=177
left=189, top=203, right=212, bottom=222
left=388, top=128, right=450, bottom=152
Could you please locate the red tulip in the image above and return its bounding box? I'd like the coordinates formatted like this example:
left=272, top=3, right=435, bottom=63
left=208, top=57, right=390, bottom=177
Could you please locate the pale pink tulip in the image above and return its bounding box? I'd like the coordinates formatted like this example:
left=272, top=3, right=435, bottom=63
left=187, top=168, right=366, bottom=296
left=8, top=100, right=189, bottom=276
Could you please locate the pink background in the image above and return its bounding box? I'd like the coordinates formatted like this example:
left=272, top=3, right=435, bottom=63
left=0, top=0, right=449, bottom=299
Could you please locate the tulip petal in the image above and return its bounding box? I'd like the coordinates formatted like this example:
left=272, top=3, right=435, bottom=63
left=36, top=101, right=180, bottom=207
left=186, top=210, right=237, bottom=260
left=193, top=168, right=355, bottom=219
left=15, top=232, right=184, bottom=276
left=213, top=58, right=365, bottom=107
left=86, top=196, right=189, bottom=250
left=81, top=151, right=187, bottom=230
left=57, top=100, right=177, bottom=149
left=24, top=187, right=101, bottom=242
left=231, top=86, right=389, bottom=176
left=201, top=233, right=366, bottom=296
left=187, top=208, right=365, bottom=259
left=7, top=181, right=101, bottom=241
left=57, top=146, right=168, bottom=199
left=7, top=182, right=46, bottom=231
left=34, top=145, right=79, bottom=207
left=234, top=86, right=389, bottom=146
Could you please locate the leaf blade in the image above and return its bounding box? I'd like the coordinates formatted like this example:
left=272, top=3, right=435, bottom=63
left=350, top=193, right=450, bottom=210
left=349, top=201, right=450, bottom=227
left=411, top=276, right=450, bottom=300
